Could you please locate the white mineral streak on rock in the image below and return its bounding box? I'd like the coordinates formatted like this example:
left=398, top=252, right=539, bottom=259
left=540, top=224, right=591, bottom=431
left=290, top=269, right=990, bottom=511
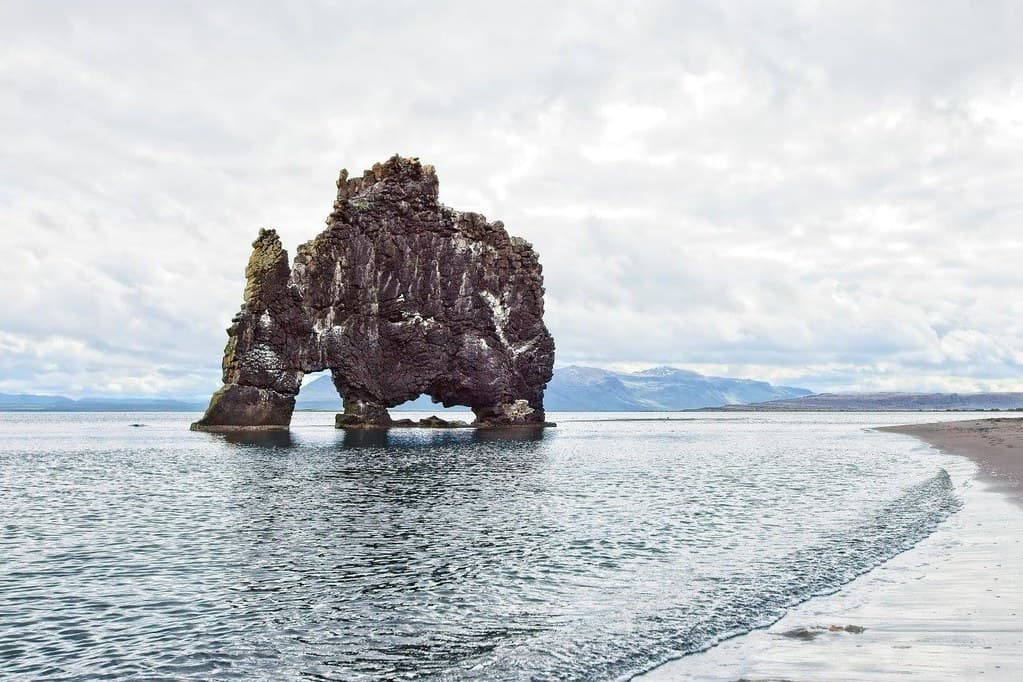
left=480, top=290, right=536, bottom=357
left=401, top=311, right=436, bottom=326
left=499, top=399, right=535, bottom=419
left=452, top=235, right=485, bottom=258
left=511, top=338, right=537, bottom=357
left=246, top=344, right=283, bottom=369
left=461, top=335, right=491, bottom=353
left=332, top=261, right=344, bottom=299
left=480, top=290, right=511, bottom=347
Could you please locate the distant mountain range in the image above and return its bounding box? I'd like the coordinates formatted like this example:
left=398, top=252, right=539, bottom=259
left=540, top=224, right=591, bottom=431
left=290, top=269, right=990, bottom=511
left=294, top=376, right=467, bottom=412
left=7, top=372, right=1023, bottom=413
left=716, top=392, right=1023, bottom=411
left=294, top=367, right=810, bottom=412
left=544, top=365, right=812, bottom=411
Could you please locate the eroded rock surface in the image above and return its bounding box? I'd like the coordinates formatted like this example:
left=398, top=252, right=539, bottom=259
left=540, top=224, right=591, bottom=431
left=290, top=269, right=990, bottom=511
left=191, top=156, right=555, bottom=431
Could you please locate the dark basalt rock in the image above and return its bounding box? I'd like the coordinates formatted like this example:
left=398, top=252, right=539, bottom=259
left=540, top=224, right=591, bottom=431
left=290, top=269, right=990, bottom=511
left=191, top=156, right=555, bottom=432
left=415, top=415, right=472, bottom=429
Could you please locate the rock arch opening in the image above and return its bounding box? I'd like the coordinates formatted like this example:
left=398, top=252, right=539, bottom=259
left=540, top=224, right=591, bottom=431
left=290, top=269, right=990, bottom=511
left=292, top=371, right=340, bottom=413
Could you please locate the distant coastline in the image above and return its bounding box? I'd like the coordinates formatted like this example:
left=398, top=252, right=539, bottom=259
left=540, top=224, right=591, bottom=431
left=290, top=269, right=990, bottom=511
left=7, top=386, right=1023, bottom=414
left=0, top=395, right=205, bottom=412
left=709, top=392, right=1023, bottom=412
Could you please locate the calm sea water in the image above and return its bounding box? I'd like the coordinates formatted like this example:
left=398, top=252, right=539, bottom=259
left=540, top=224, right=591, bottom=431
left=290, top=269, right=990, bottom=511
left=0, top=411, right=977, bottom=680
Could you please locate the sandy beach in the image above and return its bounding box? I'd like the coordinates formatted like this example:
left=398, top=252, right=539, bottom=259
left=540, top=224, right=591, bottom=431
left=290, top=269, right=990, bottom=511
left=640, top=416, right=1023, bottom=681
left=880, top=418, right=1023, bottom=505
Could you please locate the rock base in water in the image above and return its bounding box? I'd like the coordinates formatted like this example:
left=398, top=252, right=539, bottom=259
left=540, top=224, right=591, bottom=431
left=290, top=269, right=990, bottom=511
left=334, top=412, right=555, bottom=430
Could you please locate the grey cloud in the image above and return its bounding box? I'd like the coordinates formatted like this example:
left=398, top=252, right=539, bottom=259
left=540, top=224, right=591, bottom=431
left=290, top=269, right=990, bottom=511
left=2, top=1, right=1023, bottom=397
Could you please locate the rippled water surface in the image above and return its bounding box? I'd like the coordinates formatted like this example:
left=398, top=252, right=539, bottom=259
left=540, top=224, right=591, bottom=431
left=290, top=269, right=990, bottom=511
left=1, top=411, right=977, bottom=680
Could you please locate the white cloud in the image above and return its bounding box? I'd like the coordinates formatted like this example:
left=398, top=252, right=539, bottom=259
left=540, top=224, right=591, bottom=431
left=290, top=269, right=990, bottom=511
left=2, top=1, right=1023, bottom=397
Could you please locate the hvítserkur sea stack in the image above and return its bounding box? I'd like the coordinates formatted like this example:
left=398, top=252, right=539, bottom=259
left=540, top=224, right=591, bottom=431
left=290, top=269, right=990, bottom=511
left=191, top=155, right=555, bottom=431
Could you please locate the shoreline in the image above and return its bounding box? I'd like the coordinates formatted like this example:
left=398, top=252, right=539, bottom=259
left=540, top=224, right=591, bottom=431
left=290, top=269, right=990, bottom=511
left=879, top=418, right=1023, bottom=506
left=639, top=416, right=1023, bottom=681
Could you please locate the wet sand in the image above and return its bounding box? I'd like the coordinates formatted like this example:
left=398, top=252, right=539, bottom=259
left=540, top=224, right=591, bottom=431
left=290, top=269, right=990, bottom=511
left=880, top=418, right=1023, bottom=505
left=640, top=417, right=1023, bottom=681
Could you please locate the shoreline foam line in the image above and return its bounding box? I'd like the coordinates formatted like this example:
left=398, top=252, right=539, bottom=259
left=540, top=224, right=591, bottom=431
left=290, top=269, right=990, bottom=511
left=638, top=416, right=1023, bottom=681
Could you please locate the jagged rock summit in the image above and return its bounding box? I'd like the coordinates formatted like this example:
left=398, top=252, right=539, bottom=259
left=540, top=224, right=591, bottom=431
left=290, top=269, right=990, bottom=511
left=191, top=155, right=555, bottom=431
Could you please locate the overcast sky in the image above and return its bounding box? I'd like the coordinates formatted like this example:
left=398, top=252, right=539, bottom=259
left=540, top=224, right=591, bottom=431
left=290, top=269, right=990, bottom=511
left=3, top=1, right=1023, bottom=398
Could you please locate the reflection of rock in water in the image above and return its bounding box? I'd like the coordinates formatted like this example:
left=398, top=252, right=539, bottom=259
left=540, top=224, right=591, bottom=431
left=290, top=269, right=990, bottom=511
left=220, top=430, right=295, bottom=448
left=338, top=425, right=547, bottom=450
left=191, top=155, right=555, bottom=433
left=340, top=429, right=468, bottom=450
left=341, top=429, right=390, bottom=449
left=473, top=427, right=546, bottom=444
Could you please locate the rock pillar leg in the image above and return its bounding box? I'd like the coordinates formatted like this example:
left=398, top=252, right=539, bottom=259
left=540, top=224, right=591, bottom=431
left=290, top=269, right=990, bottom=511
left=191, top=228, right=305, bottom=433
left=190, top=384, right=296, bottom=431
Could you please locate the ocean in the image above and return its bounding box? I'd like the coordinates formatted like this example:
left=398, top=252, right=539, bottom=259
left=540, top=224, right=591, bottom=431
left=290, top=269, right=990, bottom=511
left=0, top=411, right=978, bottom=680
